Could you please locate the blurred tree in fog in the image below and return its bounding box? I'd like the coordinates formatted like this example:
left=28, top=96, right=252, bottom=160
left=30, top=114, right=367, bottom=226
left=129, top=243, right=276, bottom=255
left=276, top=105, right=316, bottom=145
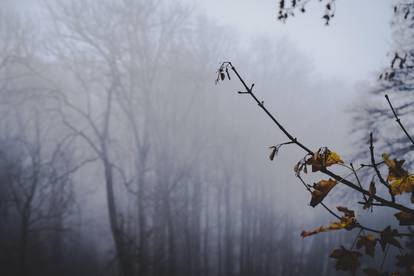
left=353, top=1, right=414, bottom=165
left=0, top=10, right=89, bottom=276
left=212, top=0, right=414, bottom=275
left=0, top=1, right=361, bottom=276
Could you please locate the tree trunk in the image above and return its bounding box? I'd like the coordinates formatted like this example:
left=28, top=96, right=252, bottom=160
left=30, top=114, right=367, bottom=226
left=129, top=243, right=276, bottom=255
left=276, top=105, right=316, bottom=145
left=103, top=159, right=133, bottom=276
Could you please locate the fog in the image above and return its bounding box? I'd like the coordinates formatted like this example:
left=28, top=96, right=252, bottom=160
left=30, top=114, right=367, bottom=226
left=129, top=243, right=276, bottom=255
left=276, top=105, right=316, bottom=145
left=0, top=1, right=406, bottom=276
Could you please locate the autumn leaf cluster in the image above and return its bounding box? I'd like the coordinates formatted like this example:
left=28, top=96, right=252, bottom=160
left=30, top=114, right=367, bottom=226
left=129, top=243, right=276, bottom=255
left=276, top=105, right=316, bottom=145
left=290, top=148, right=414, bottom=275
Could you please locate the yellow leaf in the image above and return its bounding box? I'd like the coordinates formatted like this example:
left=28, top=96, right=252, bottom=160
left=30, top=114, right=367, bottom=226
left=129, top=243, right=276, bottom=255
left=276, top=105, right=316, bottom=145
left=326, top=151, right=344, bottom=167
left=306, top=147, right=344, bottom=172
left=328, top=221, right=347, bottom=230
left=390, top=175, right=414, bottom=195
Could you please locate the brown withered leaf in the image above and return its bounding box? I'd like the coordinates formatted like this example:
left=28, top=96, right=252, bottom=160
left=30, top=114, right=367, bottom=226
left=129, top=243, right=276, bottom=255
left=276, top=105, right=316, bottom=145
left=396, top=254, right=414, bottom=274
left=306, top=147, right=344, bottom=172
left=382, top=153, right=414, bottom=195
left=310, top=179, right=337, bottom=207
left=394, top=211, right=414, bottom=226
left=301, top=207, right=355, bottom=238
left=301, top=226, right=326, bottom=238
left=389, top=175, right=414, bottom=195
left=301, top=221, right=351, bottom=238
left=337, top=206, right=355, bottom=218
left=379, top=226, right=402, bottom=251
left=330, top=246, right=362, bottom=274
left=382, top=153, right=408, bottom=181
left=356, top=234, right=377, bottom=257
left=336, top=206, right=357, bottom=230
left=363, top=268, right=387, bottom=276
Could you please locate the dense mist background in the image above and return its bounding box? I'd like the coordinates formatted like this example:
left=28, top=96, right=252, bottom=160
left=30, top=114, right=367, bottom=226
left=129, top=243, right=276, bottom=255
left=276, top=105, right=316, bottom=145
left=0, top=1, right=406, bottom=276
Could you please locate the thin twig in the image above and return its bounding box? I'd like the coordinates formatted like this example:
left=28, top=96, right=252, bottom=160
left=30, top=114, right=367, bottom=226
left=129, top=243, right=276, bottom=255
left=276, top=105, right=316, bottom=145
left=351, top=228, right=363, bottom=250
left=357, top=201, right=383, bottom=207
left=350, top=163, right=369, bottom=204
left=370, top=132, right=395, bottom=202
left=227, top=62, right=313, bottom=155
left=385, top=94, right=414, bottom=146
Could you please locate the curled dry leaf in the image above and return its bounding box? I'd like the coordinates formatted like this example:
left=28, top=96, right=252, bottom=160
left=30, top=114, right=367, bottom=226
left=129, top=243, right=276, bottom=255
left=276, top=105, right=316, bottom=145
left=294, top=158, right=308, bottom=176
left=269, top=146, right=277, bottom=161
left=310, top=178, right=337, bottom=207
left=337, top=206, right=354, bottom=218
left=215, top=63, right=231, bottom=84
left=330, top=246, right=362, bottom=275
left=220, top=71, right=225, bottom=81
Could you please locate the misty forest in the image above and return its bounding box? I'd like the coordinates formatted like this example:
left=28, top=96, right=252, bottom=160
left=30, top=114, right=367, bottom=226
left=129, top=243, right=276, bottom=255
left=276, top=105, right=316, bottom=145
left=2, top=0, right=414, bottom=275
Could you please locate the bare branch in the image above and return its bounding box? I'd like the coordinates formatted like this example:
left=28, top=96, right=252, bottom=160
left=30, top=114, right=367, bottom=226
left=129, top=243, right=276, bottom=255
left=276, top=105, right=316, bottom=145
left=218, top=61, right=414, bottom=215
left=385, top=94, right=414, bottom=146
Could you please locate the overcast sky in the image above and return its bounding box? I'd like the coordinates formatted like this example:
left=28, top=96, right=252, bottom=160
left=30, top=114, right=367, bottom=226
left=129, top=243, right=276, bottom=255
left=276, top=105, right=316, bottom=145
left=2, top=0, right=393, bottom=83
left=194, top=0, right=393, bottom=83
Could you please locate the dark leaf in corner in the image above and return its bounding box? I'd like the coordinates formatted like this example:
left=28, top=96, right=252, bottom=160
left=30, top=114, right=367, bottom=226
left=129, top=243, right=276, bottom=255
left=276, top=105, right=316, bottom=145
left=396, top=254, right=414, bottom=274
left=363, top=268, right=387, bottom=276
left=394, top=211, right=414, bottom=226
left=330, top=246, right=362, bottom=274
